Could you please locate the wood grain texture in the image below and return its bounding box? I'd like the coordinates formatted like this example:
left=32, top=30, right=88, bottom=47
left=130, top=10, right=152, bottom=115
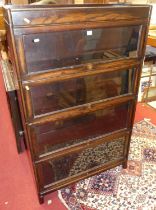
left=34, top=129, right=130, bottom=162
left=4, top=5, right=151, bottom=204
left=39, top=158, right=125, bottom=196
left=3, top=5, right=150, bottom=26
left=21, top=58, right=139, bottom=84
left=0, top=7, right=5, bottom=30
left=13, top=19, right=147, bottom=36
left=28, top=94, right=135, bottom=125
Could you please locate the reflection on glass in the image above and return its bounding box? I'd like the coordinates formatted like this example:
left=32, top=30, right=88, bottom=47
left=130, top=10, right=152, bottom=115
left=31, top=69, right=134, bottom=116
left=34, top=103, right=128, bottom=156
left=38, top=137, right=125, bottom=187
left=24, top=26, right=140, bottom=73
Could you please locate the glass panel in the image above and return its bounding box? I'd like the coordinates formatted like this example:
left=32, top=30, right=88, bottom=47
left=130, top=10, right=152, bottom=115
left=23, top=26, right=140, bottom=73
left=33, top=103, right=129, bottom=157
left=30, top=69, right=134, bottom=116
left=37, top=137, right=125, bottom=187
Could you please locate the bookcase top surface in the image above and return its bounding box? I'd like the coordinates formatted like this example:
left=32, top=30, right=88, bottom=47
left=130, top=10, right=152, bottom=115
left=3, top=4, right=151, bottom=11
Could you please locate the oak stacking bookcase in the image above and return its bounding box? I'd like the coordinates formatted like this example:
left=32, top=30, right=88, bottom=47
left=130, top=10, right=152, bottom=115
left=3, top=4, right=151, bottom=204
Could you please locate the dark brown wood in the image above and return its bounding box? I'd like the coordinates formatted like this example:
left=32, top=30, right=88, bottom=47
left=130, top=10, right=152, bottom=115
left=39, top=158, right=124, bottom=198
left=4, top=5, right=150, bottom=26
left=28, top=94, right=135, bottom=125
left=34, top=129, right=130, bottom=162
left=0, top=7, right=26, bottom=153
left=36, top=136, right=126, bottom=189
left=0, top=59, right=25, bottom=153
left=7, top=91, right=25, bottom=153
left=122, top=160, right=128, bottom=169
left=13, top=19, right=148, bottom=36
left=3, top=4, right=151, bottom=204
left=124, top=7, right=152, bottom=166
left=22, top=68, right=137, bottom=120
left=21, top=58, right=140, bottom=82
left=38, top=194, right=44, bottom=204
